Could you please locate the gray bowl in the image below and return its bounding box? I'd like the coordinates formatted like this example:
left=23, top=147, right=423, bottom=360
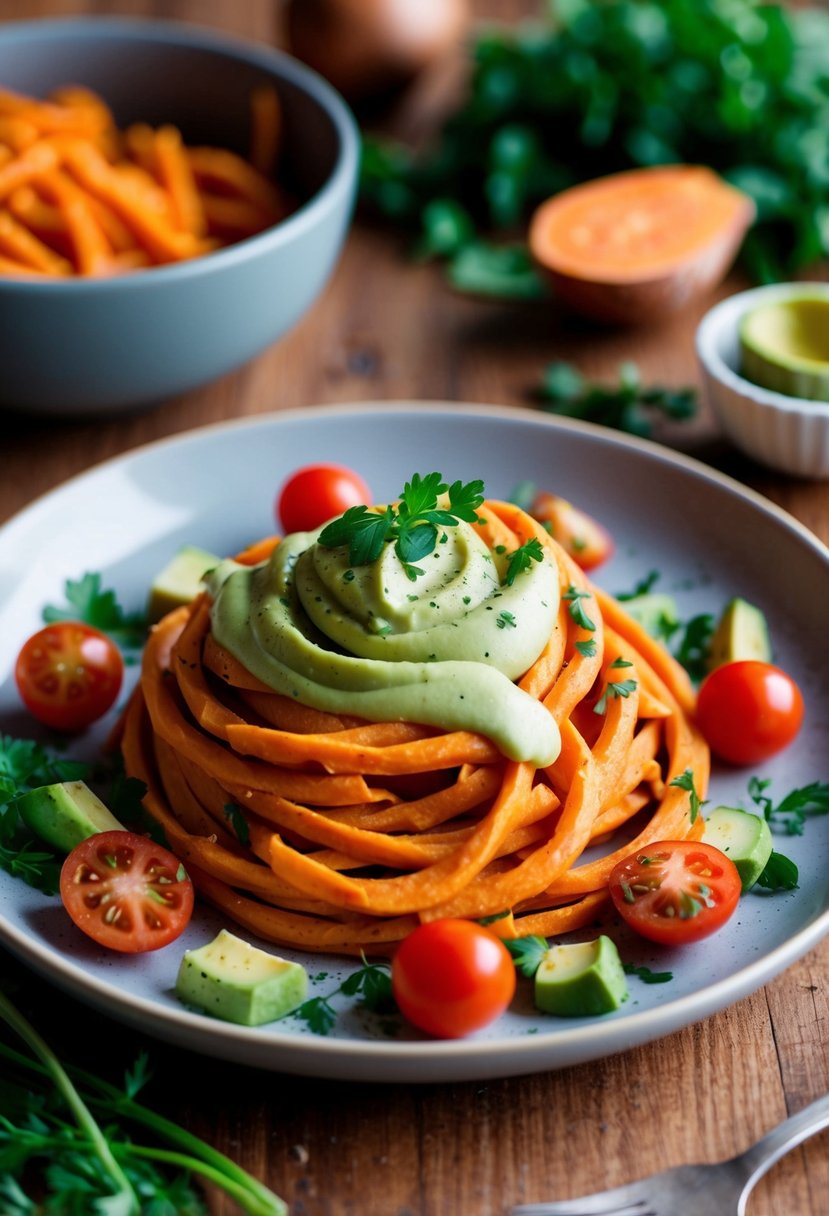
left=0, top=18, right=359, bottom=416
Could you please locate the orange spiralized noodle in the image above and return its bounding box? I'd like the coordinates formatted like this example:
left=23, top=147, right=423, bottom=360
left=120, top=500, right=709, bottom=956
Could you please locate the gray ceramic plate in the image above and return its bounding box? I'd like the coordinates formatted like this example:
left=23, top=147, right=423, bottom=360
left=1, top=404, right=827, bottom=1082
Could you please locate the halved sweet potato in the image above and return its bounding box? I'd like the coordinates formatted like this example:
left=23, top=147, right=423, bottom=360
left=528, top=165, right=755, bottom=325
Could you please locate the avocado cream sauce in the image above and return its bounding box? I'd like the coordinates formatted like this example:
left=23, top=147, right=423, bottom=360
left=206, top=519, right=561, bottom=766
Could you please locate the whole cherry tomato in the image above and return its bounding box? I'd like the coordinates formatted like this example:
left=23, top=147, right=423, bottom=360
left=277, top=464, right=372, bottom=534
left=391, top=918, right=516, bottom=1038
left=696, top=660, right=804, bottom=766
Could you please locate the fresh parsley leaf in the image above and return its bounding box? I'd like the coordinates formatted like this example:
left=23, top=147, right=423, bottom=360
left=123, top=1053, right=152, bottom=1101
left=594, top=678, right=637, bottom=716
left=537, top=361, right=697, bottom=437
left=502, top=537, right=545, bottom=587
left=318, top=505, right=394, bottom=567
left=340, top=960, right=395, bottom=1013
left=670, top=768, right=706, bottom=825
left=749, top=777, right=829, bottom=837
left=563, top=585, right=596, bottom=632
left=623, top=964, right=673, bottom=985
left=42, top=573, right=147, bottom=651
left=293, top=995, right=337, bottom=1036
left=397, top=520, right=438, bottom=564
left=223, top=803, right=251, bottom=848
left=399, top=472, right=446, bottom=517
left=446, top=477, right=486, bottom=522
left=0, top=737, right=63, bottom=811
left=290, top=958, right=398, bottom=1035
left=616, top=571, right=661, bottom=601
left=673, top=614, right=715, bottom=683
left=504, top=935, right=548, bottom=979
left=0, top=835, right=62, bottom=896
left=756, top=851, right=800, bottom=891
left=575, top=639, right=597, bottom=658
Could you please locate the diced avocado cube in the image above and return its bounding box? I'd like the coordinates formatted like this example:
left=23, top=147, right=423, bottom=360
left=622, top=592, right=679, bottom=641
left=176, top=929, right=308, bottom=1026
left=534, top=935, right=628, bottom=1017
left=15, top=781, right=126, bottom=853
left=147, top=545, right=220, bottom=623
left=702, top=805, right=773, bottom=891
left=707, top=597, right=771, bottom=672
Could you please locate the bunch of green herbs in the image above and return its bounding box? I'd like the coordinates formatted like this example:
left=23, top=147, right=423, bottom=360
left=0, top=990, right=286, bottom=1215
left=361, top=0, right=829, bottom=295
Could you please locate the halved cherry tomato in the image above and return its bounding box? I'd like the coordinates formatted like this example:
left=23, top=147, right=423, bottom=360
left=696, top=660, right=804, bottom=766
left=15, top=622, right=123, bottom=733
left=530, top=491, right=613, bottom=570
left=60, top=830, right=194, bottom=954
left=609, top=841, right=741, bottom=946
left=277, top=464, right=372, bottom=534
left=391, top=918, right=516, bottom=1038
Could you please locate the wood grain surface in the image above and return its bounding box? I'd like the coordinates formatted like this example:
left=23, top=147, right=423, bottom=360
left=1, top=2, right=827, bottom=1214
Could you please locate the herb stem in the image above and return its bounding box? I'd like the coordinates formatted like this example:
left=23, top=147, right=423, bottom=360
left=0, top=1033, right=287, bottom=1216
left=115, top=1143, right=286, bottom=1216
left=0, top=991, right=140, bottom=1215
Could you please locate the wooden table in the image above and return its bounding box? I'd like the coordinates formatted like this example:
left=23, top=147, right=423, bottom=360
left=1, top=2, right=828, bottom=1213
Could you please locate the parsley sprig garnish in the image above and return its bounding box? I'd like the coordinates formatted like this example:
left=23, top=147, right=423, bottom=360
left=318, top=473, right=485, bottom=581
left=43, top=572, right=147, bottom=652
left=502, top=537, right=545, bottom=587
left=503, top=935, right=548, bottom=978
left=536, top=361, right=697, bottom=438
left=291, top=957, right=397, bottom=1036
left=749, top=777, right=829, bottom=836
left=623, top=964, right=673, bottom=985
left=0, top=738, right=153, bottom=893
left=594, top=677, right=638, bottom=716
left=563, top=585, right=596, bottom=632
left=670, top=768, right=706, bottom=825
left=223, top=802, right=251, bottom=847
left=744, top=777, right=829, bottom=891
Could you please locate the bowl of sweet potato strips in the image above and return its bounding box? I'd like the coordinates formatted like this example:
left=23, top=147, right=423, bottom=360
left=0, top=17, right=359, bottom=414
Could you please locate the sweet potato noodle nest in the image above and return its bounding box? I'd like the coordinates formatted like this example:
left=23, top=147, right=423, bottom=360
left=120, top=500, right=710, bottom=957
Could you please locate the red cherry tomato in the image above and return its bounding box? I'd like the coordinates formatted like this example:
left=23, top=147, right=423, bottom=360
left=277, top=464, right=372, bottom=534
left=391, top=918, right=516, bottom=1038
left=609, top=841, right=741, bottom=946
left=696, top=660, right=804, bottom=766
left=15, top=622, right=124, bottom=733
left=530, top=491, right=614, bottom=570
left=60, top=831, right=194, bottom=953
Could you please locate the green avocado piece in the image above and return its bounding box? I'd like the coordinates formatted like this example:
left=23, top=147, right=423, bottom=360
left=147, top=544, right=220, bottom=624
left=702, top=805, right=773, bottom=891
left=707, top=597, right=771, bottom=672
left=740, top=295, right=829, bottom=401
left=621, top=592, right=679, bottom=641
left=176, top=929, right=308, bottom=1026
left=15, top=781, right=126, bottom=853
left=534, top=935, right=629, bottom=1017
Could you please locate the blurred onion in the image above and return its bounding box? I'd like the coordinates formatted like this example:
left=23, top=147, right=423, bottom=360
left=285, top=0, right=469, bottom=102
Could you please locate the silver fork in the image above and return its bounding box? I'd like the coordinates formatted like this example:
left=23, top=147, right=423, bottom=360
left=511, top=1092, right=829, bottom=1216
